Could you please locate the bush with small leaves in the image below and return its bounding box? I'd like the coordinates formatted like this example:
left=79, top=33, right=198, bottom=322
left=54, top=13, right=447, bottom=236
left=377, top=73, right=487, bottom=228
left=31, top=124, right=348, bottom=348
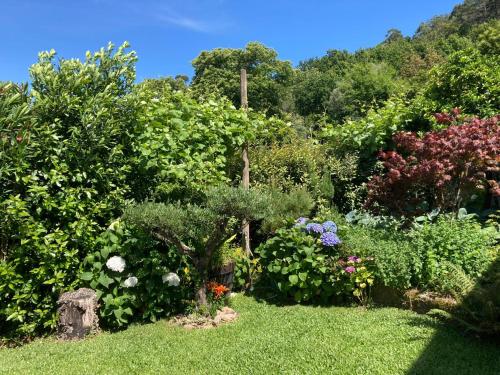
left=123, top=186, right=271, bottom=309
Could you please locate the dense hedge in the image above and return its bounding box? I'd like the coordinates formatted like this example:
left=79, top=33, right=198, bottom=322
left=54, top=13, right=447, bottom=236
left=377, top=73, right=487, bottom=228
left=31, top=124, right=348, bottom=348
left=0, top=43, right=288, bottom=340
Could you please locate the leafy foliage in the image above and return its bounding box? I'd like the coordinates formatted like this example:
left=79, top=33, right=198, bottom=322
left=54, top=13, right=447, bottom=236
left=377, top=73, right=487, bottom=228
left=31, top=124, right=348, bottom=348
left=339, top=224, right=417, bottom=290
left=257, top=224, right=336, bottom=303
left=417, top=48, right=500, bottom=117
left=191, top=42, right=293, bottom=114
left=123, top=186, right=271, bottom=307
left=258, top=219, right=373, bottom=304
left=327, top=62, right=400, bottom=121
left=366, top=116, right=499, bottom=216
left=409, top=215, right=497, bottom=289
left=251, top=137, right=360, bottom=211
left=132, top=88, right=254, bottom=201
left=80, top=221, right=191, bottom=329
left=452, top=254, right=500, bottom=336
left=0, top=43, right=138, bottom=339
left=323, top=96, right=413, bottom=158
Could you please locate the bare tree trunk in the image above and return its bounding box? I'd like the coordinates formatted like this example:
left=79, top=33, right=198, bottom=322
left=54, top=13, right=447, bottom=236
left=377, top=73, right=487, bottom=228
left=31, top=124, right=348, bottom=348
left=240, top=68, right=251, bottom=257
left=196, top=283, right=208, bottom=306
left=193, top=257, right=209, bottom=307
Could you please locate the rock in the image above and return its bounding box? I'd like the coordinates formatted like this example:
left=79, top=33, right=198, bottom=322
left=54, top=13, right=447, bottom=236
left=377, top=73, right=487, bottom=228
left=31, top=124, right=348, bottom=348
left=57, top=288, right=100, bottom=340
left=403, top=288, right=457, bottom=314
left=171, top=307, right=238, bottom=329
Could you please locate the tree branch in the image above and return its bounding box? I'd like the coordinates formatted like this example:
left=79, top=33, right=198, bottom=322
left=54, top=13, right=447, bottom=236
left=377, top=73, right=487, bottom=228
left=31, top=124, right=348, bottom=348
left=152, top=230, right=194, bottom=257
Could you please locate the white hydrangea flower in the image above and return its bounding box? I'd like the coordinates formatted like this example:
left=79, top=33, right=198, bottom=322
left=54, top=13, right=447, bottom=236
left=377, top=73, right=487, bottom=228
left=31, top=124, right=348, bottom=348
left=106, top=256, right=126, bottom=273
left=162, top=272, right=180, bottom=287
left=108, top=219, right=121, bottom=231
left=123, top=276, right=138, bottom=288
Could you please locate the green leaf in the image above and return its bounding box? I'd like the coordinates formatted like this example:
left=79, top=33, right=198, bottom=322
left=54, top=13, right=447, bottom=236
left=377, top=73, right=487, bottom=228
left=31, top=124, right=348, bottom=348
left=80, top=272, right=94, bottom=281
left=123, top=307, right=133, bottom=316
left=294, top=290, right=303, bottom=302
left=98, top=272, right=114, bottom=288
left=113, top=308, right=123, bottom=320
left=101, top=246, right=111, bottom=259
left=109, top=233, right=119, bottom=244
left=289, top=274, right=298, bottom=285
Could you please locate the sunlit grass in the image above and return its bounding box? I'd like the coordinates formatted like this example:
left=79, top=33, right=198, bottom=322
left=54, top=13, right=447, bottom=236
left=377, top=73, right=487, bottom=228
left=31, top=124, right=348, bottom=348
left=1, top=295, right=499, bottom=375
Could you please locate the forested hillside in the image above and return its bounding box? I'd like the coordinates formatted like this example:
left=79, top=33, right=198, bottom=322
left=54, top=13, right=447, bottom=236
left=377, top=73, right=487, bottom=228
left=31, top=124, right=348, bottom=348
left=187, top=0, right=498, bottom=124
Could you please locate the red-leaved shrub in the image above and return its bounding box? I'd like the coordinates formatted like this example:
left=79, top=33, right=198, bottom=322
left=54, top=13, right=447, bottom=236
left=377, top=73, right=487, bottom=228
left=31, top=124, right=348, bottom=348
left=366, top=115, right=499, bottom=216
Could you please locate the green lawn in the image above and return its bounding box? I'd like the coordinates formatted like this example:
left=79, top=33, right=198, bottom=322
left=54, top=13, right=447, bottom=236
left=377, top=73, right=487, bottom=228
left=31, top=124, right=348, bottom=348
left=1, top=295, right=499, bottom=375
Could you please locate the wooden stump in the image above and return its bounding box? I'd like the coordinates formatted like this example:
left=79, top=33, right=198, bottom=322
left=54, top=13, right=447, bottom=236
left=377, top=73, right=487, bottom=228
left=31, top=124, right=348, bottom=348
left=57, top=288, right=100, bottom=340
left=210, top=261, right=235, bottom=290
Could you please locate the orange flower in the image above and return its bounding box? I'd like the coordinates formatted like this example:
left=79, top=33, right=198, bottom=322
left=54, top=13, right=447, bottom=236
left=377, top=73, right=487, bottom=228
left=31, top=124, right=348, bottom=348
left=207, top=281, right=229, bottom=299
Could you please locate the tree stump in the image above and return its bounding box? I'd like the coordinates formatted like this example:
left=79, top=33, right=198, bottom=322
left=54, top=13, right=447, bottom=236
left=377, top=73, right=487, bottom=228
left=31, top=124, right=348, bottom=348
left=57, top=288, right=100, bottom=340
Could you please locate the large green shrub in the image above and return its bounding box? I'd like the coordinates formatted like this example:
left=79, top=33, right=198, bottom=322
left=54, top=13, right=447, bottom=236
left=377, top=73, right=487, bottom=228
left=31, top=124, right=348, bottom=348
left=132, top=85, right=290, bottom=202
left=323, top=96, right=413, bottom=158
left=250, top=137, right=359, bottom=210
left=258, top=224, right=335, bottom=303
left=0, top=43, right=138, bottom=339
left=416, top=47, right=500, bottom=118
left=339, top=224, right=417, bottom=290
left=339, top=211, right=497, bottom=292
left=410, top=215, right=497, bottom=289
left=327, top=61, right=400, bottom=121
left=132, top=89, right=251, bottom=201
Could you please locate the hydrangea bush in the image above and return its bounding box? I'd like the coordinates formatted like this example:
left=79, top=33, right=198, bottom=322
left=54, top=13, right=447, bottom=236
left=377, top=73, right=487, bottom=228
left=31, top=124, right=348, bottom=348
left=334, top=256, right=375, bottom=305
left=258, top=217, right=375, bottom=304
left=80, top=220, right=192, bottom=328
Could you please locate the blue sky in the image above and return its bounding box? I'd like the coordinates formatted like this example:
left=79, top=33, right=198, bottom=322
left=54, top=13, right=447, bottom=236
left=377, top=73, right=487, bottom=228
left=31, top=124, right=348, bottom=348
left=1, top=0, right=460, bottom=83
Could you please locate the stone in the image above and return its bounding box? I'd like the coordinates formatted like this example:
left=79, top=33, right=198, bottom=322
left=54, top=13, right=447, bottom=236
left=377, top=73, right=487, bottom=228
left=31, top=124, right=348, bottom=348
left=171, top=307, right=238, bottom=329
left=403, top=288, right=457, bottom=314
left=57, top=288, right=100, bottom=340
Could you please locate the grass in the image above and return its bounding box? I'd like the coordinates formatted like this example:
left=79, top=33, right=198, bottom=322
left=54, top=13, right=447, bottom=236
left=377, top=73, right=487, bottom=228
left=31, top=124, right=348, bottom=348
left=0, top=295, right=499, bottom=375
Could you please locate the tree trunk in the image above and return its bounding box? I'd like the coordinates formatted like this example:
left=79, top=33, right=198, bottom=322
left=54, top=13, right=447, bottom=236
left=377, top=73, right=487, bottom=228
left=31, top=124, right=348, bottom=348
left=240, top=68, right=252, bottom=256
left=193, top=257, right=209, bottom=307
left=196, top=283, right=208, bottom=306
left=57, top=288, right=100, bottom=340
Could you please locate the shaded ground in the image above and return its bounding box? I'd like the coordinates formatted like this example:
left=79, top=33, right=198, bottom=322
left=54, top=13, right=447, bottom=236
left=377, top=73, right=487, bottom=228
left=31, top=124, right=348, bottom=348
left=0, top=295, right=499, bottom=374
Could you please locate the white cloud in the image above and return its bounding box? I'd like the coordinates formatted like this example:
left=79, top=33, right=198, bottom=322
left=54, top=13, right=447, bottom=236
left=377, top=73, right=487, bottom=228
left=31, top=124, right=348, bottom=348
left=156, top=14, right=210, bottom=32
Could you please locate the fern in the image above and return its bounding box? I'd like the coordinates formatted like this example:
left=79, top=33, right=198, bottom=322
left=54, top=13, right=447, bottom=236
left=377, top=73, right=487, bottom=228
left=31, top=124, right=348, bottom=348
left=437, top=261, right=475, bottom=298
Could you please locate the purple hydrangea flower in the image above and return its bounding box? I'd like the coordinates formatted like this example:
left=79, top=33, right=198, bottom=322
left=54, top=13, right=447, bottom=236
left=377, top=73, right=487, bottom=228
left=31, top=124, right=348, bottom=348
left=345, top=266, right=356, bottom=274
left=322, top=221, right=338, bottom=233
left=294, top=217, right=308, bottom=227
left=348, top=256, right=362, bottom=263
left=306, top=223, right=324, bottom=235
left=320, top=232, right=341, bottom=247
